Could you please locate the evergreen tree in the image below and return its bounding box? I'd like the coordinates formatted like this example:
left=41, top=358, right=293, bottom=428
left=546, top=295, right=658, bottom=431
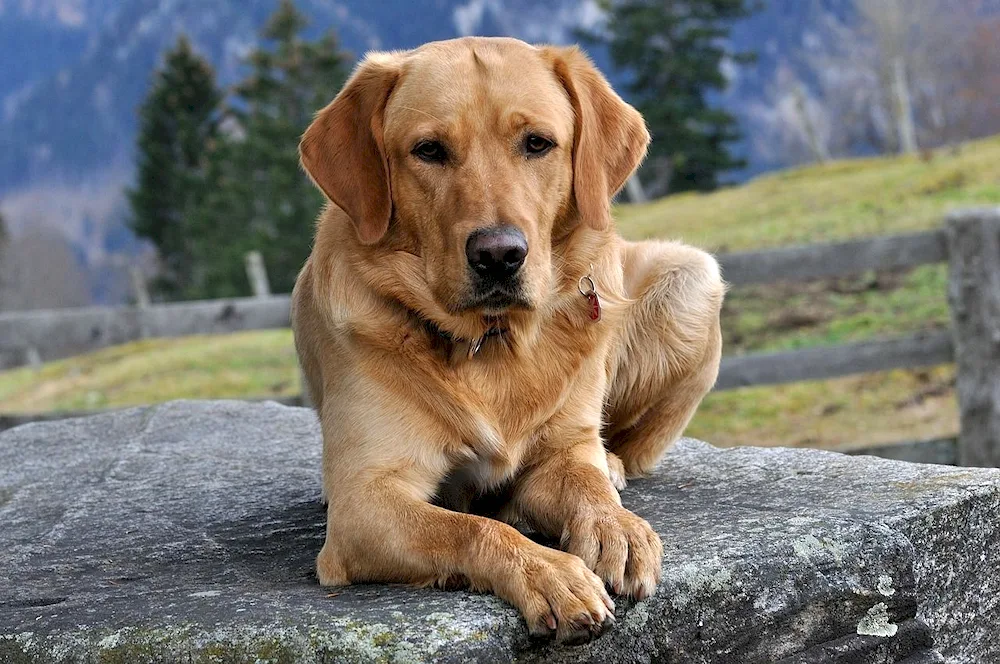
left=127, top=35, right=221, bottom=298
left=592, top=0, right=758, bottom=194
left=189, top=0, right=351, bottom=297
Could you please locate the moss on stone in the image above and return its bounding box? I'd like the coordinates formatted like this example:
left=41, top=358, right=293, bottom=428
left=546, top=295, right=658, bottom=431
left=0, top=636, right=36, bottom=664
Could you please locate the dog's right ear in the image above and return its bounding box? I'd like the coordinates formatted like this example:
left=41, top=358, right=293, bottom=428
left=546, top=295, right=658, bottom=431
left=300, top=52, right=402, bottom=245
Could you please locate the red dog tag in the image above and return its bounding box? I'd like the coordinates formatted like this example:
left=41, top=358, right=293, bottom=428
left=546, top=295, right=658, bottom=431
left=587, top=291, right=602, bottom=322
left=579, top=269, right=602, bottom=323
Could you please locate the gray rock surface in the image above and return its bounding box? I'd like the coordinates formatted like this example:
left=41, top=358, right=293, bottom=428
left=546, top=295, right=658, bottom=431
left=1, top=400, right=998, bottom=663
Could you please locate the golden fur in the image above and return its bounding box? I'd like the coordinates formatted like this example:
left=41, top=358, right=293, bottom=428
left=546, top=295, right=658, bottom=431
left=292, top=37, right=724, bottom=644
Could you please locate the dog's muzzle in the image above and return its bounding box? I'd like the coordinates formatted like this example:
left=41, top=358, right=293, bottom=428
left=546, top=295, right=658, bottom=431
left=464, top=226, right=529, bottom=311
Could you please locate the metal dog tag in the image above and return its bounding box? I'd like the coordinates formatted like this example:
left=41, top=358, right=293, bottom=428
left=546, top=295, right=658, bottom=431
left=579, top=269, right=602, bottom=323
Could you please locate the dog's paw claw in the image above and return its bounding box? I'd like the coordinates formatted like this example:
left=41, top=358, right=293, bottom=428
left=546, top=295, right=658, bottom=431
left=564, top=506, right=663, bottom=601
left=509, top=546, right=615, bottom=645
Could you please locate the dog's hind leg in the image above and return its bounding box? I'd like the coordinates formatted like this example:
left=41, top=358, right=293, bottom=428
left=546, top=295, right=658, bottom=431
left=604, top=240, right=725, bottom=477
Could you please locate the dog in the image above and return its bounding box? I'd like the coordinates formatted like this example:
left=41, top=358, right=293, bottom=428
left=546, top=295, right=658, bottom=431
left=292, top=37, right=724, bottom=644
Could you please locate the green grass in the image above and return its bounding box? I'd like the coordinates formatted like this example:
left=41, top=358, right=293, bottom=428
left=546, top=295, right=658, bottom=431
left=615, top=137, right=1000, bottom=251
left=0, top=331, right=299, bottom=413
left=689, top=366, right=958, bottom=451
left=721, top=265, right=950, bottom=354
left=3, top=136, right=1000, bottom=449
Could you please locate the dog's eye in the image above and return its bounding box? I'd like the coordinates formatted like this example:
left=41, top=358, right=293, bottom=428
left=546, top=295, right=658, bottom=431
left=525, top=135, right=555, bottom=157
left=412, top=140, right=447, bottom=164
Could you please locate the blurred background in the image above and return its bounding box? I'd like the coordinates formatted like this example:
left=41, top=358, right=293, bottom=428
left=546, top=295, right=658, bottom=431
left=1, top=0, right=999, bottom=456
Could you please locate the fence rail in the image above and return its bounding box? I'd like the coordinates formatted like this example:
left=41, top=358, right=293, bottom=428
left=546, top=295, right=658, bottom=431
left=718, top=229, right=947, bottom=286
left=4, top=209, right=1000, bottom=466
left=0, top=296, right=291, bottom=368
left=716, top=332, right=954, bottom=390
left=0, top=229, right=952, bottom=368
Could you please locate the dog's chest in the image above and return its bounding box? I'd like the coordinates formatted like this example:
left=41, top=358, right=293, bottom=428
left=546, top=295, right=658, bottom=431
left=466, top=341, right=591, bottom=431
left=432, top=356, right=574, bottom=489
left=437, top=419, right=532, bottom=512
left=448, top=322, right=606, bottom=465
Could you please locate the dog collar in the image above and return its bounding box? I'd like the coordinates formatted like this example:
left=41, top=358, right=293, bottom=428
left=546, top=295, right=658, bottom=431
left=409, top=268, right=599, bottom=364
left=418, top=316, right=508, bottom=363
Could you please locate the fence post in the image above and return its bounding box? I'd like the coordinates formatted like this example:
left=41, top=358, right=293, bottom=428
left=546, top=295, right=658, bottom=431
left=25, top=346, right=42, bottom=368
left=946, top=208, right=1000, bottom=467
left=240, top=251, right=308, bottom=405
left=624, top=174, right=648, bottom=204
left=129, top=266, right=151, bottom=308
left=244, top=251, right=271, bottom=298
left=892, top=56, right=918, bottom=155
left=129, top=266, right=151, bottom=340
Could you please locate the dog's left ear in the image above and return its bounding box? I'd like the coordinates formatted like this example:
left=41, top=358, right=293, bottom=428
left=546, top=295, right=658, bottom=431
left=543, top=46, right=649, bottom=231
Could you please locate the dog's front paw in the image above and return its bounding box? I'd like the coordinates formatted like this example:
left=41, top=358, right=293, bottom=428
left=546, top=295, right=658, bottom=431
left=561, top=506, right=662, bottom=600
left=501, top=545, right=616, bottom=645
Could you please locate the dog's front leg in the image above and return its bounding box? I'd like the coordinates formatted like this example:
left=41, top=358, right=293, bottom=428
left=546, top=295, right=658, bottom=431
left=511, top=425, right=663, bottom=600
left=320, top=462, right=616, bottom=643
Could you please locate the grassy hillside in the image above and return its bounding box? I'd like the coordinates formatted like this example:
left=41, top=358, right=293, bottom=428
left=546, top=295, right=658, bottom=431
left=0, top=332, right=299, bottom=413
left=4, top=136, right=1000, bottom=449
left=616, top=138, right=1000, bottom=251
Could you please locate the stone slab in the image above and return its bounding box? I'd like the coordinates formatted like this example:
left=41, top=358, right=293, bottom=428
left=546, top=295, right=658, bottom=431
left=1, top=400, right=999, bottom=663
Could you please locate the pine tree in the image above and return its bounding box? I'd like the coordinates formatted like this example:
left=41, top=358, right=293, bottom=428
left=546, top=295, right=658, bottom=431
left=127, top=35, right=221, bottom=299
left=189, top=0, right=351, bottom=297
left=592, top=0, right=757, bottom=195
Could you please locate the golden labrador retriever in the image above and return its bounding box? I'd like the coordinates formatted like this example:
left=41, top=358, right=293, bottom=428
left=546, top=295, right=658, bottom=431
left=292, top=37, right=724, bottom=644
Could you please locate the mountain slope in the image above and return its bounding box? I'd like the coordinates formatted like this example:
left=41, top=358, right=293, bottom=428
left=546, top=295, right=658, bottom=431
left=0, top=0, right=856, bottom=194
left=0, top=0, right=609, bottom=193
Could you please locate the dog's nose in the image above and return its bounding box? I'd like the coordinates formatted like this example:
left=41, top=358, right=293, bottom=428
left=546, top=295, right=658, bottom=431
left=465, top=227, right=528, bottom=281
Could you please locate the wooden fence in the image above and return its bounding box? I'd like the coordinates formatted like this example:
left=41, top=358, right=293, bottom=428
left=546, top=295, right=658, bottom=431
left=3, top=208, right=1000, bottom=465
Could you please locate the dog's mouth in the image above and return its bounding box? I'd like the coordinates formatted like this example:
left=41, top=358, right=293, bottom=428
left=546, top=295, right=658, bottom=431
left=459, top=286, right=532, bottom=314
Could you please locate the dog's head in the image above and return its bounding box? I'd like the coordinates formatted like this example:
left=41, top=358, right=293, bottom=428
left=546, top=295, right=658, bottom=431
left=301, top=37, right=647, bottom=324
